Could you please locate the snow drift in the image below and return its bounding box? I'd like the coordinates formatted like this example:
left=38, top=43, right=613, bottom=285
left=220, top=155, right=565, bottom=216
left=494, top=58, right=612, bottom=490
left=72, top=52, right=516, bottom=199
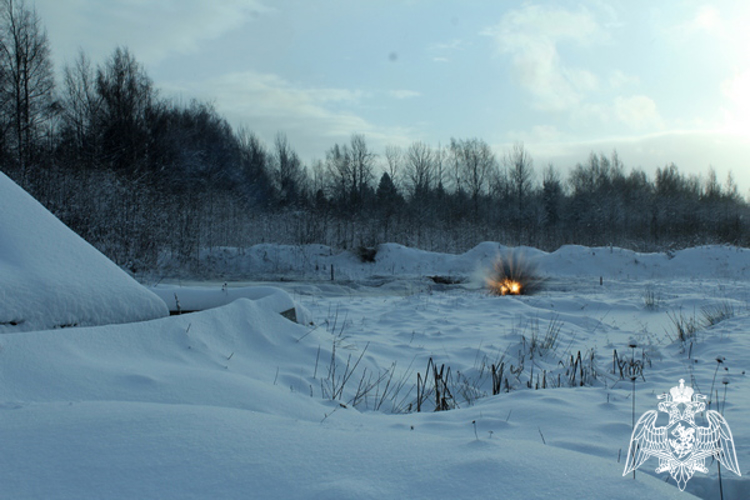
left=0, top=296, right=704, bottom=499
left=149, top=284, right=313, bottom=324
left=0, top=172, right=168, bottom=332
left=153, top=241, right=750, bottom=283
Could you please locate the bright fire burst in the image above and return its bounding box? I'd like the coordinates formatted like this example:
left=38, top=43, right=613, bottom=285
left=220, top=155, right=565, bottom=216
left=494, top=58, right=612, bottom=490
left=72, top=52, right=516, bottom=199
left=487, top=277, right=523, bottom=296
left=484, top=249, right=544, bottom=296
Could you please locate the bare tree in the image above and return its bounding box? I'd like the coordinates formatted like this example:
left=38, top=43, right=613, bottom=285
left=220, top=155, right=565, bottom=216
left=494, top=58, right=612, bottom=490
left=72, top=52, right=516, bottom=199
left=383, top=144, right=405, bottom=196
left=703, top=166, right=721, bottom=200
left=542, top=163, right=562, bottom=228
left=309, top=158, right=326, bottom=202
left=273, top=132, right=306, bottom=206
left=59, top=50, right=100, bottom=162
left=95, top=46, right=155, bottom=175
left=404, top=141, right=434, bottom=200
left=450, top=137, right=497, bottom=219
left=324, top=142, right=351, bottom=206
left=433, top=142, right=445, bottom=191
left=724, top=171, right=740, bottom=202
left=348, top=133, right=375, bottom=209
left=506, top=142, right=534, bottom=206
left=384, top=145, right=401, bottom=180
left=323, top=134, right=375, bottom=212
left=235, top=126, right=274, bottom=207
left=0, top=0, right=55, bottom=182
left=504, top=142, right=535, bottom=242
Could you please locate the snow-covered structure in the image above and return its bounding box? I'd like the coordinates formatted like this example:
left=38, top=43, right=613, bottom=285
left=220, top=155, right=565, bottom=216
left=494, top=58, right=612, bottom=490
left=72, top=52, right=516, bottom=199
left=0, top=172, right=168, bottom=332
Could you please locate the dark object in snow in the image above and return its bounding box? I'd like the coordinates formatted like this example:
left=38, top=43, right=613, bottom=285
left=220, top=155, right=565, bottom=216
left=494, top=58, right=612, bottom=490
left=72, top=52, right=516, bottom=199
left=428, top=275, right=463, bottom=285
left=0, top=318, right=25, bottom=327
left=354, top=246, right=378, bottom=263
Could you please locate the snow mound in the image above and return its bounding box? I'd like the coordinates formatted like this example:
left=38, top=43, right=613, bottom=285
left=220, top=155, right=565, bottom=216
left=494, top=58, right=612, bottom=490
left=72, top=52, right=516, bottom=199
left=0, top=298, right=702, bottom=499
left=149, top=284, right=313, bottom=324
left=542, top=244, right=750, bottom=280
left=0, top=172, right=168, bottom=332
left=155, top=241, right=750, bottom=284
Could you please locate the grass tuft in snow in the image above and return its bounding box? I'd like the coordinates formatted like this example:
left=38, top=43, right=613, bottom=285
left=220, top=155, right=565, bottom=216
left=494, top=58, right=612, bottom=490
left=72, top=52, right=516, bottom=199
left=560, top=349, right=598, bottom=387
left=416, top=357, right=457, bottom=412
left=611, top=348, right=649, bottom=381
left=349, top=360, right=416, bottom=413
left=665, top=301, right=738, bottom=345
left=666, top=309, right=701, bottom=342
left=523, top=316, right=562, bottom=358
left=643, top=285, right=661, bottom=311
left=321, top=340, right=370, bottom=402
left=491, top=361, right=506, bottom=395
left=312, top=311, right=601, bottom=415
left=701, top=301, right=736, bottom=327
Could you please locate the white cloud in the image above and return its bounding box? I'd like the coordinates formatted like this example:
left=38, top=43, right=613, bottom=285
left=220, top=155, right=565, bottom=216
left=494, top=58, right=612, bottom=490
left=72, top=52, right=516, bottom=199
left=506, top=124, right=563, bottom=144
left=567, top=95, right=663, bottom=132
left=693, top=5, right=723, bottom=31
left=566, top=68, right=599, bottom=93
left=36, top=0, right=270, bottom=66
left=389, top=90, right=421, bottom=100
left=721, top=69, right=750, bottom=136
left=429, top=39, right=463, bottom=52
left=571, top=102, right=610, bottom=127
left=180, top=71, right=367, bottom=134
left=528, top=130, right=750, bottom=192
left=609, top=70, right=640, bottom=89
left=614, top=95, right=664, bottom=131
left=164, top=70, right=414, bottom=161
left=428, top=38, right=464, bottom=63
left=721, top=70, right=750, bottom=108
left=307, top=88, right=367, bottom=103
left=675, top=4, right=724, bottom=38
left=483, top=4, right=605, bottom=111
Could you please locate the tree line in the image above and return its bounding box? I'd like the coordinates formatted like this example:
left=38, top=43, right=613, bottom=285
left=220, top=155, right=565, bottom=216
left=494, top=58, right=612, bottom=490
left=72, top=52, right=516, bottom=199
left=0, top=0, right=748, bottom=274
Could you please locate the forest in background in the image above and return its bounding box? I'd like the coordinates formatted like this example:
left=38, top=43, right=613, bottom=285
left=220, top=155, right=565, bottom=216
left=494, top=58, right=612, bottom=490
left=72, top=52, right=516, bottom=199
left=1, top=0, right=748, bottom=274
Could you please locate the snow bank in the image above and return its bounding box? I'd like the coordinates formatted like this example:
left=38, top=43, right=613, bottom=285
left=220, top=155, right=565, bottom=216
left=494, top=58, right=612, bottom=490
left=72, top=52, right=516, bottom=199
left=541, top=244, right=750, bottom=280
left=0, top=172, right=168, bottom=332
left=0, top=298, right=704, bottom=499
left=155, top=241, right=750, bottom=283
left=149, top=284, right=313, bottom=324
left=4, top=239, right=749, bottom=497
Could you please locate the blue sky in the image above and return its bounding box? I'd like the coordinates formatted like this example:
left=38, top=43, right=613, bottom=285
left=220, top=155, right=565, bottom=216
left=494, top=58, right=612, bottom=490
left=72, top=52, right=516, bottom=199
left=35, top=0, right=750, bottom=193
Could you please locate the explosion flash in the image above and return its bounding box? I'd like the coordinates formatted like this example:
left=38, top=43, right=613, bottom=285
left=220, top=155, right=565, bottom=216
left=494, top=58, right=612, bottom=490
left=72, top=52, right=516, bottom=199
left=490, top=277, right=523, bottom=296
left=485, top=249, right=544, bottom=296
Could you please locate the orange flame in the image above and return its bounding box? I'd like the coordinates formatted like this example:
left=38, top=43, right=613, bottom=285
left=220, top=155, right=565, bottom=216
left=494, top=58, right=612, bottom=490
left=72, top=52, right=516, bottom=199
left=487, top=277, right=523, bottom=295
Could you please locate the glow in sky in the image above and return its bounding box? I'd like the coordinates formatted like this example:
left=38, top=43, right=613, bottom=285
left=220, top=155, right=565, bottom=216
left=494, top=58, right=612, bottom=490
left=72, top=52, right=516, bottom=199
left=35, top=0, right=750, bottom=193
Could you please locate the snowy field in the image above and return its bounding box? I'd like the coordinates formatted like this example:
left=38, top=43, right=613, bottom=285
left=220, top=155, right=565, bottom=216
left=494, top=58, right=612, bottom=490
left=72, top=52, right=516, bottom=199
left=3, top=247, right=750, bottom=498
left=2, top=174, right=750, bottom=499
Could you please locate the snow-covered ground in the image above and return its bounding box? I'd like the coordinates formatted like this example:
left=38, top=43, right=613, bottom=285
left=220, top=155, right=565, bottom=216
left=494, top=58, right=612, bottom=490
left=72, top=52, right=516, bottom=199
left=3, top=242, right=750, bottom=498
left=3, top=174, right=750, bottom=499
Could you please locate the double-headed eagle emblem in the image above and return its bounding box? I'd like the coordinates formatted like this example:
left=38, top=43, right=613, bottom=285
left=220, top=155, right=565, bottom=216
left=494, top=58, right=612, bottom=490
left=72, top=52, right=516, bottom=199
left=623, top=379, right=741, bottom=491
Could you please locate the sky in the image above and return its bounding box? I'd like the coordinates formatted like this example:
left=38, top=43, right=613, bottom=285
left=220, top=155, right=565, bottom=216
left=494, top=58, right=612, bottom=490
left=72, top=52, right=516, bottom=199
left=33, top=0, right=750, bottom=193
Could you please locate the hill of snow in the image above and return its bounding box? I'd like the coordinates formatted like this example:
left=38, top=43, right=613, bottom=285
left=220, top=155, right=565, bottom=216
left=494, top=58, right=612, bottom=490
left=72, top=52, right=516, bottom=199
left=154, top=241, right=750, bottom=283
left=0, top=172, right=168, bottom=332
